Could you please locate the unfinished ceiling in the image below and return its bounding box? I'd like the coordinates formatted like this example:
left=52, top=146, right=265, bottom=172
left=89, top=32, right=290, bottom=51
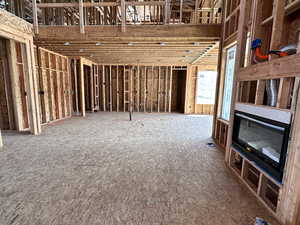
left=35, top=25, right=220, bottom=65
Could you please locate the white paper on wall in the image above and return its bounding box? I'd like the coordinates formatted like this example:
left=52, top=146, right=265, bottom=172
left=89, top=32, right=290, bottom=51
left=195, top=71, right=217, bottom=105
left=221, top=45, right=237, bottom=121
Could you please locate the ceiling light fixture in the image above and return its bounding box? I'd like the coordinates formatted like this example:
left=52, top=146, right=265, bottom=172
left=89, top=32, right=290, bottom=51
left=160, top=42, right=166, bottom=46
left=96, top=42, right=102, bottom=46
left=128, top=42, right=134, bottom=46
left=64, top=42, right=70, bottom=46
left=193, top=42, right=200, bottom=46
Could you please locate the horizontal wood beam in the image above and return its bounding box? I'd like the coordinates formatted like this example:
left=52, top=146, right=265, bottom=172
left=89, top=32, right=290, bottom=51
left=237, top=53, right=300, bottom=81
left=35, top=24, right=221, bottom=41
left=37, top=1, right=165, bottom=8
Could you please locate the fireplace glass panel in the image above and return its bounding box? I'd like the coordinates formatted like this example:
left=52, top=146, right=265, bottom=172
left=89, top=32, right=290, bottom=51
left=238, top=117, right=284, bottom=164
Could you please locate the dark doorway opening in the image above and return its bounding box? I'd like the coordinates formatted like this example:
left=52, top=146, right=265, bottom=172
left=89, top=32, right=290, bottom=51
left=172, top=69, right=187, bottom=113
left=83, top=65, right=92, bottom=111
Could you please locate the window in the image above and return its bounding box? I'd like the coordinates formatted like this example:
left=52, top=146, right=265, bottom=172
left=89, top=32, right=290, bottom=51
left=221, top=45, right=236, bottom=121
left=195, top=71, right=217, bottom=105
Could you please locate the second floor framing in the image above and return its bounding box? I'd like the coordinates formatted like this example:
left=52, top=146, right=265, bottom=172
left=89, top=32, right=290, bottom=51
left=1, top=0, right=223, bottom=33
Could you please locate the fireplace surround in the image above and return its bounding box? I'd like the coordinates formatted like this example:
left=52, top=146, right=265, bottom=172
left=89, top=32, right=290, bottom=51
left=233, top=103, right=292, bottom=182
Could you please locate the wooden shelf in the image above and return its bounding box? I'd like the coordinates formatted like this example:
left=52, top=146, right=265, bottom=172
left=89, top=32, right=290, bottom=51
left=229, top=147, right=282, bottom=215
left=213, top=118, right=229, bottom=150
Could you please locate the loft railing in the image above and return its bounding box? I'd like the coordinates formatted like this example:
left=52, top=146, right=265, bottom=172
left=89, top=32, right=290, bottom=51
left=0, top=0, right=34, bottom=22
left=32, top=0, right=221, bottom=33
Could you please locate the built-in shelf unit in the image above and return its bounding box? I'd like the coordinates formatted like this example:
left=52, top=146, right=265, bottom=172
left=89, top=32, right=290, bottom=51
left=229, top=147, right=282, bottom=215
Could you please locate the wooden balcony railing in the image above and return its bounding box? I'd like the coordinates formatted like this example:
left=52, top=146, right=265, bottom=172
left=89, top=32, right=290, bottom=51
left=32, top=0, right=221, bottom=33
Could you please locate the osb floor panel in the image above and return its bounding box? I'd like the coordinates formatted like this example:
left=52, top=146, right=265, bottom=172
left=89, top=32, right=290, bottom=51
left=0, top=112, right=279, bottom=225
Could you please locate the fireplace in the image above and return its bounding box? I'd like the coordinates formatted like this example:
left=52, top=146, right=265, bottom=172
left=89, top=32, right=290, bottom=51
left=232, top=105, right=291, bottom=182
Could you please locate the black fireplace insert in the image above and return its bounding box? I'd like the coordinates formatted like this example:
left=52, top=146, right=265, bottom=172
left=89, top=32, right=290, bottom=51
left=232, top=111, right=290, bottom=182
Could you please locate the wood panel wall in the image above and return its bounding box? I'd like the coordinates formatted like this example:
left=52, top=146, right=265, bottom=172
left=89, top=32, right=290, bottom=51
left=35, top=47, right=72, bottom=124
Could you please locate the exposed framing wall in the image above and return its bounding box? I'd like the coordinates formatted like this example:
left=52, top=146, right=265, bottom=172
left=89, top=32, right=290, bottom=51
left=213, top=0, right=300, bottom=224
left=0, top=9, right=41, bottom=135
left=98, top=65, right=175, bottom=113
left=185, top=65, right=216, bottom=115
left=35, top=47, right=72, bottom=124
left=70, top=61, right=215, bottom=115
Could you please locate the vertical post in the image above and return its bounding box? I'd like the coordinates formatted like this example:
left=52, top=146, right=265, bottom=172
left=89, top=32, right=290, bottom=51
left=137, top=65, right=140, bottom=112
left=276, top=34, right=300, bottom=225
left=7, top=40, right=23, bottom=131
left=269, top=0, right=285, bottom=59
left=67, top=58, right=73, bottom=116
left=102, top=65, right=106, bottom=111
left=164, top=0, right=170, bottom=24
left=212, top=0, right=226, bottom=141
left=130, top=66, right=133, bottom=113
left=164, top=66, right=168, bottom=112
left=179, top=0, right=183, bottom=23
left=144, top=66, right=147, bottom=112
left=117, top=65, right=119, bottom=112
left=73, top=59, right=79, bottom=115
left=90, top=65, right=94, bottom=112
left=225, top=0, right=251, bottom=163
left=109, top=65, right=112, bottom=112
left=158, top=66, right=161, bottom=112
left=55, top=56, right=62, bottom=119
left=169, top=66, right=173, bottom=112
left=121, top=0, right=126, bottom=32
left=0, top=130, right=2, bottom=148
left=79, top=58, right=86, bottom=116
left=194, top=0, right=199, bottom=23
left=32, top=0, right=39, bottom=34
left=25, top=39, right=42, bottom=135
left=79, top=0, right=85, bottom=34
left=123, top=65, right=126, bottom=112
left=151, top=66, right=154, bottom=112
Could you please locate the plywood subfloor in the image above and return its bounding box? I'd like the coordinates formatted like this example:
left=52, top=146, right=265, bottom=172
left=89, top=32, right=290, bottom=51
left=0, top=113, right=279, bottom=225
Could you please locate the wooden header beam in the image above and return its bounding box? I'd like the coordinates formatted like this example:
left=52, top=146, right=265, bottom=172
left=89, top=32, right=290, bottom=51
left=35, top=24, right=221, bottom=40
left=37, top=1, right=165, bottom=8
